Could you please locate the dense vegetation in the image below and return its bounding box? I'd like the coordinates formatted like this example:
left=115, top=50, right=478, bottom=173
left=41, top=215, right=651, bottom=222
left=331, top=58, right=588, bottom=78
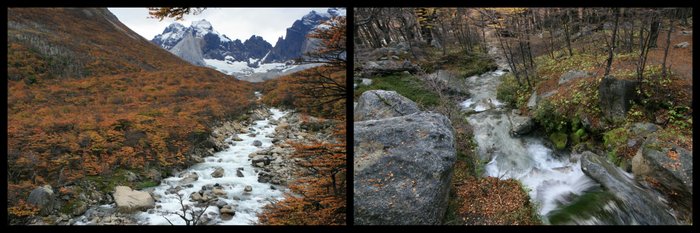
left=490, top=8, right=692, bottom=164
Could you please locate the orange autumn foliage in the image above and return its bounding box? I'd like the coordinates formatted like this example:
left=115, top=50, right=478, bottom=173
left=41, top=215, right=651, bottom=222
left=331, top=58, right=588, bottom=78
left=7, top=8, right=257, bottom=215
left=259, top=122, right=346, bottom=225
left=258, top=15, right=347, bottom=223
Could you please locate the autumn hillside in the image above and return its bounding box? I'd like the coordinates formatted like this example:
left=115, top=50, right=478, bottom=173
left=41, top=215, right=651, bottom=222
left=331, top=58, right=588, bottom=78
left=7, top=8, right=256, bottom=221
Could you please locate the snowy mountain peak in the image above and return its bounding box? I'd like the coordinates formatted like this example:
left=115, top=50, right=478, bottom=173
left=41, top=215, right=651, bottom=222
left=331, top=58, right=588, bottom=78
left=164, top=22, right=185, bottom=33
left=301, top=10, right=330, bottom=26
left=192, top=19, right=213, bottom=31
left=327, top=7, right=346, bottom=17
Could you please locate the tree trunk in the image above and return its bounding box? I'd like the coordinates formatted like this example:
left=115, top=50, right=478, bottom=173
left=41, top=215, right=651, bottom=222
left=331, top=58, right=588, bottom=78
left=605, top=8, right=620, bottom=76
left=649, top=17, right=661, bottom=48
left=662, top=10, right=675, bottom=78
left=564, top=11, right=574, bottom=56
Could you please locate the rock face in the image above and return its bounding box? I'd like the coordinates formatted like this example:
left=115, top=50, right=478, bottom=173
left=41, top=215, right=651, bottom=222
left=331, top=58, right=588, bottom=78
left=354, top=90, right=420, bottom=122
left=113, top=186, right=155, bottom=213
left=580, top=152, right=678, bottom=224
left=559, top=70, right=591, bottom=85
left=632, top=136, right=693, bottom=219
left=169, top=30, right=206, bottom=66
left=526, top=90, right=538, bottom=110
left=27, top=185, right=55, bottom=216
left=354, top=111, right=455, bottom=225
left=262, top=9, right=336, bottom=63
left=598, top=75, right=638, bottom=121
left=509, top=111, right=534, bottom=137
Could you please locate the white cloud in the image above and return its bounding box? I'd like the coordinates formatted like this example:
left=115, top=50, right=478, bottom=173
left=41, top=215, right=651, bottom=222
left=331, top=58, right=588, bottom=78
left=108, top=7, right=331, bottom=44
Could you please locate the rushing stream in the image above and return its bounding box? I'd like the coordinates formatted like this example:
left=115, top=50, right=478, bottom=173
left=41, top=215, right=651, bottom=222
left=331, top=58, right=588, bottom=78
left=135, top=108, right=288, bottom=225
left=77, top=105, right=289, bottom=225
left=457, top=44, right=640, bottom=224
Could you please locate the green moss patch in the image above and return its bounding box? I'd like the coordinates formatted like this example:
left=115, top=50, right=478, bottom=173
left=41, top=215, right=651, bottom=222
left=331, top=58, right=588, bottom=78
left=354, top=73, right=440, bottom=107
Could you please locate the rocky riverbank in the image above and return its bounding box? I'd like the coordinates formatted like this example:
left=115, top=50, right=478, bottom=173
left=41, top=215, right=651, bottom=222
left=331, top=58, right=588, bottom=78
left=24, top=104, right=333, bottom=225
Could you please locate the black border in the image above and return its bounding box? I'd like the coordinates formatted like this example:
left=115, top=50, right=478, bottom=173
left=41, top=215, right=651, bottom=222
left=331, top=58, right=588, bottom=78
left=3, top=0, right=698, bottom=232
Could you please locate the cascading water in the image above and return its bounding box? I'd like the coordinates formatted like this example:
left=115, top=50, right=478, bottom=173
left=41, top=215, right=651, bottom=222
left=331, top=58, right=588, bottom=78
left=458, top=40, right=680, bottom=224
left=458, top=44, right=603, bottom=224
left=134, top=108, right=288, bottom=225
left=75, top=105, right=290, bottom=225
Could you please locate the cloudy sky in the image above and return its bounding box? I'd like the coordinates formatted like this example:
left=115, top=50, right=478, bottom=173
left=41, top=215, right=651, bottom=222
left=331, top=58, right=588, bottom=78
left=109, top=8, right=330, bottom=44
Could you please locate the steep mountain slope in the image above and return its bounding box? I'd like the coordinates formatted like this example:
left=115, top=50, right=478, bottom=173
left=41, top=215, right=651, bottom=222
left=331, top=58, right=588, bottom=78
left=7, top=8, right=256, bottom=221
left=262, top=9, right=337, bottom=63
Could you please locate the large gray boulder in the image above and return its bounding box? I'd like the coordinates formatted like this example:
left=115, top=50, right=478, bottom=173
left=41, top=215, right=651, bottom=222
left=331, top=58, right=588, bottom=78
left=632, top=136, right=693, bottom=219
left=113, top=186, right=155, bottom=213
left=598, top=75, right=638, bottom=121
left=580, top=152, right=678, bottom=224
left=354, top=90, right=420, bottom=122
left=27, top=185, right=55, bottom=216
left=559, top=70, right=591, bottom=85
left=509, top=110, right=535, bottom=137
left=354, top=112, right=455, bottom=225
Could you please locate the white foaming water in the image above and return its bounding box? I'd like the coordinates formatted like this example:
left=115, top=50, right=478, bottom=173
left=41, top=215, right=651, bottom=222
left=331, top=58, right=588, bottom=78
left=134, top=108, right=289, bottom=225
left=460, top=98, right=475, bottom=109
left=484, top=138, right=597, bottom=217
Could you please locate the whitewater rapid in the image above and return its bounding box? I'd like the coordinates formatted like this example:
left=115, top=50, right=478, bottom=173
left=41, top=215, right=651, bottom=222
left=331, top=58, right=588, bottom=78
left=134, top=108, right=288, bottom=225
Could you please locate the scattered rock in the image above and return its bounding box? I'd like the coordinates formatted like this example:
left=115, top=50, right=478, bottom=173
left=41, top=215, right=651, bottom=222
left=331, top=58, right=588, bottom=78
left=219, top=205, right=235, bottom=220
left=231, top=135, right=243, bottom=141
left=253, top=140, right=262, bottom=147
left=674, top=41, right=689, bottom=48
left=211, top=167, right=225, bottom=178
left=559, top=70, right=591, bottom=85
left=113, top=186, right=155, bottom=213
left=629, top=122, right=660, bottom=137
left=215, top=200, right=227, bottom=209
left=244, top=185, right=253, bottom=193
left=179, top=172, right=199, bottom=184
left=27, top=185, right=54, bottom=216
left=212, top=187, right=227, bottom=196
left=145, top=169, right=162, bottom=184
left=236, top=169, right=244, bottom=177
left=71, top=201, right=88, bottom=216
left=125, top=171, right=139, bottom=182
left=354, top=111, right=455, bottom=225
left=354, top=90, right=420, bottom=122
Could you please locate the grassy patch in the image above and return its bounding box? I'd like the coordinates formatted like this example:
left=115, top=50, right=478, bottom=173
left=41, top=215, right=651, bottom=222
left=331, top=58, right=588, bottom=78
left=441, top=50, right=497, bottom=78
left=354, top=73, right=440, bottom=107
left=135, top=180, right=160, bottom=190
left=85, top=169, right=131, bottom=193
